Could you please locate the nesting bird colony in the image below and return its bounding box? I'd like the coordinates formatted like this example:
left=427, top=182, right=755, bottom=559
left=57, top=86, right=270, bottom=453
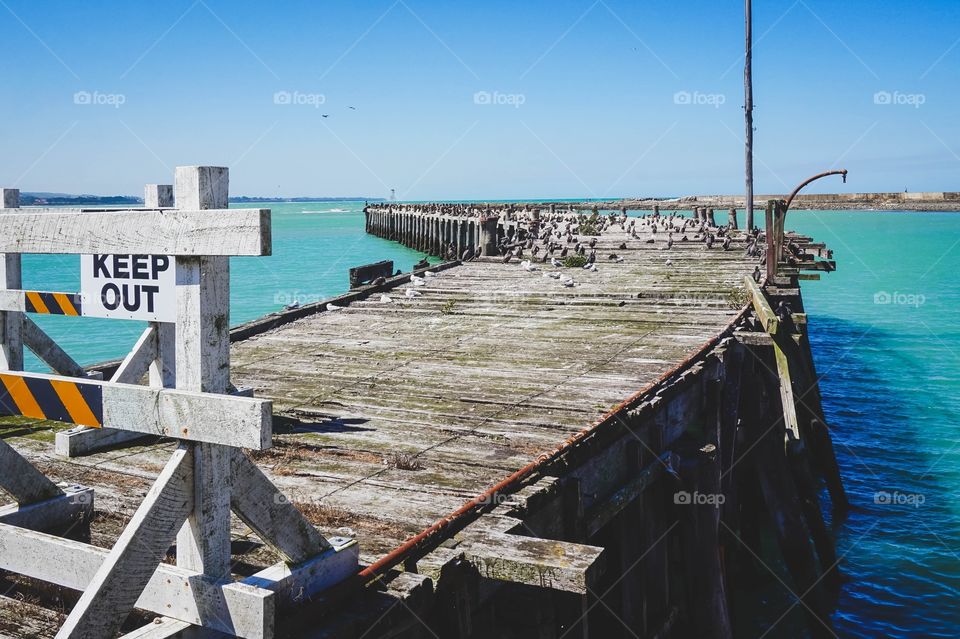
left=0, top=203, right=845, bottom=638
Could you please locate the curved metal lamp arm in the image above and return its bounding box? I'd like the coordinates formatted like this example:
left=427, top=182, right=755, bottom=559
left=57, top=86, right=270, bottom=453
left=784, top=169, right=848, bottom=213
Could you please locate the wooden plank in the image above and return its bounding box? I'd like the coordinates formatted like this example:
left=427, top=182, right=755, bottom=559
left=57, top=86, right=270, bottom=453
left=0, top=370, right=271, bottom=449
left=458, top=529, right=605, bottom=594
left=174, top=166, right=234, bottom=579
left=55, top=426, right=150, bottom=457
left=0, top=189, right=23, bottom=371
left=0, top=521, right=274, bottom=638
left=243, top=537, right=359, bottom=606
left=584, top=452, right=669, bottom=537
left=743, top=276, right=779, bottom=335
left=22, top=316, right=87, bottom=377
left=773, top=338, right=801, bottom=442
left=229, top=450, right=332, bottom=563
left=0, top=288, right=24, bottom=312
left=0, top=484, right=93, bottom=533
left=0, top=437, right=63, bottom=504
left=111, top=326, right=158, bottom=384
left=0, top=208, right=271, bottom=256
left=118, top=618, right=194, bottom=639
left=57, top=446, right=195, bottom=639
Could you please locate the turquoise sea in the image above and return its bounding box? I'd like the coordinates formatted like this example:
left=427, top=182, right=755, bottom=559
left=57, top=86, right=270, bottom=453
left=19, top=202, right=960, bottom=637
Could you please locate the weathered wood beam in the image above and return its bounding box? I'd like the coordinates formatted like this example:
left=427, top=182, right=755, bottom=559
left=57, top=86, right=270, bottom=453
left=743, top=276, right=779, bottom=335
left=0, top=437, right=63, bottom=504
left=584, top=452, right=670, bottom=538
left=0, top=520, right=275, bottom=638
left=117, top=618, right=195, bottom=639
left=0, top=483, right=92, bottom=534
left=243, top=537, right=360, bottom=607
left=0, top=189, right=23, bottom=371
left=0, top=369, right=271, bottom=449
left=56, top=446, right=194, bottom=639
left=112, top=326, right=158, bottom=384
left=772, top=337, right=802, bottom=442
left=457, top=529, right=605, bottom=594
left=22, top=317, right=86, bottom=378
left=174, top=165, right=234, bottom=580
left=229, top=450, right=332, bottom=563
left=0, top=208, right=271, bottom=256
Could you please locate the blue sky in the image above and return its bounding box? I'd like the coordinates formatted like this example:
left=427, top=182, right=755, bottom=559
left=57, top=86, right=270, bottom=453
left=0, top=0, right=957, bottom=199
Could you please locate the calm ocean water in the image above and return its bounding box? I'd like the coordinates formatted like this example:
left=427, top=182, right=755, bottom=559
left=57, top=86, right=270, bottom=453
left=20, top=203, right=960, bottom=637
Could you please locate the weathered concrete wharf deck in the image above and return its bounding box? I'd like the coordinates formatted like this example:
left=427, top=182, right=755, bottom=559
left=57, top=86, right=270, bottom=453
left=0, top=203, right=846, bottom=639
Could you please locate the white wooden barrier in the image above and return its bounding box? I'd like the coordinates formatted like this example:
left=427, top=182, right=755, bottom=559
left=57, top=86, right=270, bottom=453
left=0, top=167, right=358, bottom=639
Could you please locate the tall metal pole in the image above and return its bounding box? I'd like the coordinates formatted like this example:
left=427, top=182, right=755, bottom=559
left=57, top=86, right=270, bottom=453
left=744, top=0, right=754, bottom=230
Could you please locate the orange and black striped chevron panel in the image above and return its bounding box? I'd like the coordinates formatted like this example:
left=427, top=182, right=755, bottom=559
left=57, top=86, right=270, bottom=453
left=0, top=373, right=102, bottom=427
left=23, top=291, right=82, bottom=316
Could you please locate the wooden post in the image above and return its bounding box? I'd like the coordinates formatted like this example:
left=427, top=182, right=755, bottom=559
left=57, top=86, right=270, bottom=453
left=728, top=208, right=738, bottom=230
left=744, top=0, right=755, bottom=231
left=746, top=348, right=835, bottom=638
left=0, top=188, right=23, bottom=371
left=765, top=201, right=776, bottom=282
left=676, top=443, right=733, bottom=639
left=144, top=184, right=173, bottom=209
left=480, top=215, right=500, bottom=257
left=173, top=166, right=233, bottom=578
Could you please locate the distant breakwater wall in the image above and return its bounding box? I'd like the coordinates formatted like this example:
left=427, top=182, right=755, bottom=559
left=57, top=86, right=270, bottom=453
left=416, top=192, right=960, bottom=212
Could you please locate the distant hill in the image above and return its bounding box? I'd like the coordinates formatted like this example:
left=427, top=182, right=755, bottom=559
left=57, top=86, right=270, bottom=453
left=20, top=193, right=142, bottom=206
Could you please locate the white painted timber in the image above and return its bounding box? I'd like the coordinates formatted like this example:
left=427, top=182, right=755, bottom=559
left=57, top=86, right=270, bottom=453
left=0, top=289, right=24, bottom=312
left=56, top=447, right=195, bottom=639
left=119, top=618, right=193, bottom=639
left=22, top=317, right=86, bottom=377
left=0, top=438, right=63, bottom=504
left=0, top=521, right=275, bottom=639
left=0, top=188, right=23, bottom=371
left=1, top=370, right=272, bottom=449
left=0, top=484, right=93, bottom=533
left=144, top=184, right=174, bottom=209
left=174, top=165, right=234, bottom=579
left=150, top=322, right=176, bottom=387
left=174, top=167, right=228, bottom=210
left=0, top=208, right=271, bottom=256
left=112, top=326, right=158, bottom=384
left=243, top=537, right=360, bottom=606
left=55, top=426, right=149, bottom=457
left=229, top=451, right=331, bottom=563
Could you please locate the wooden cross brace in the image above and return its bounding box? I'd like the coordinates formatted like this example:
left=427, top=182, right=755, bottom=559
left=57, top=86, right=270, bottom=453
left=44, top=445, right=357, bottom=639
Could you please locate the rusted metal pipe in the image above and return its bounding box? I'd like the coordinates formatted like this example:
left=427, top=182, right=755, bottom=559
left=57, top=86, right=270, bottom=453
left=784, top=169, right=847, bottom=213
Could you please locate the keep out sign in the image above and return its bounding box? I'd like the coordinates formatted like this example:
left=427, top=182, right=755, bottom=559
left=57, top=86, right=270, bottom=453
left=80, top=254, right=175, bottom=322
